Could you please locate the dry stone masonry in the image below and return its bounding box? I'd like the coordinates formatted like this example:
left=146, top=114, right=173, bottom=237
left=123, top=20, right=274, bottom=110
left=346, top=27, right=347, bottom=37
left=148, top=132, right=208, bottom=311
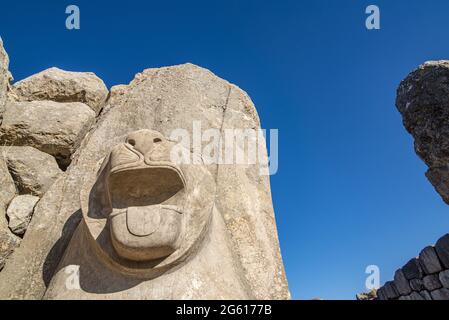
left=376, top=234, right=449, bottom=300
left=0, top=39, right=290, bottom=300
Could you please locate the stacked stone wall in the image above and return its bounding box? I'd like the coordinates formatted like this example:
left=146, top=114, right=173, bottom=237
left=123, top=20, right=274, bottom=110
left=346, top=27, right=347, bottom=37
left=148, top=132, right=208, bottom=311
left=377, top=234, right=449, bottom=300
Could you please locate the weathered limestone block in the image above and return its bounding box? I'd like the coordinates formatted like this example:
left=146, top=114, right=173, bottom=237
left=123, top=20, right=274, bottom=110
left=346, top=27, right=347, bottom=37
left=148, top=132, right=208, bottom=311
left=396, top=61, right=449, bottom=203
left=1, top=146, right=62, bottom=196
left=423, top=274, right=442, bottom=291
left=419, top=246, right=443, bottom=275
left=402, top=258, right=424, bottom=280
left=0, top=64, right=289, bottom=300
left=383, top=281, right=399, bottom=299
left=439, top=269, right=449, bottom=288
left=435, top=234, right=449, bottom=268
left=394, top=269, right=412, bottom=296
left=6, top=195, right=39, bottom=236
left=0, top=157, right=19, bottom=270
left=14, top=67, right=108, bottom=115
left=410, top=278, right=424, bottom=291
left=0, top=222, right=20, bottom=271
left=430, top=288, right=449, bottom=300
left=0, top=154, right=16, bottom=205
left=0, top=100, right=95, bottom=169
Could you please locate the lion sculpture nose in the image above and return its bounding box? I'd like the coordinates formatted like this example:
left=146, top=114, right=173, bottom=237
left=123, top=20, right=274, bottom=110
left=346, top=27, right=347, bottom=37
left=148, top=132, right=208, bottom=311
left=125, top=129, right=164, bottom=156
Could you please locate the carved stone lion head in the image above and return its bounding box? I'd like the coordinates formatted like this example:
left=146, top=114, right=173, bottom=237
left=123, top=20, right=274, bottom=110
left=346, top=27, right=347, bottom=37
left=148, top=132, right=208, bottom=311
left=80, top=129, right=215, bottom=277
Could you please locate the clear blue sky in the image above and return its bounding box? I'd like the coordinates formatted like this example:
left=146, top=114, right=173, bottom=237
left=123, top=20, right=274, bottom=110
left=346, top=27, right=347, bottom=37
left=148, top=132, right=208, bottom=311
left=2, top=0, right=449, bottom=300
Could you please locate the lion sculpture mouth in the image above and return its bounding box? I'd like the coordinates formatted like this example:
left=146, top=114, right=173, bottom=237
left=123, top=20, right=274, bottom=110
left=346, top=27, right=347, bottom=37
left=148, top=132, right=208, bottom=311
left=105, top=132, right=187, bottom=262
left=81, top=129, right=215, bottom=275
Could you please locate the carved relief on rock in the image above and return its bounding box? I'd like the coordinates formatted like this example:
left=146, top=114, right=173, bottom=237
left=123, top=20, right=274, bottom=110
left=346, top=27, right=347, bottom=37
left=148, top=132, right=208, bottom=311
left=0, top=63, right=289, bottom=300
left=81, top=129, right=215, bottom=275
left=43, top=129, right=250, bottom=299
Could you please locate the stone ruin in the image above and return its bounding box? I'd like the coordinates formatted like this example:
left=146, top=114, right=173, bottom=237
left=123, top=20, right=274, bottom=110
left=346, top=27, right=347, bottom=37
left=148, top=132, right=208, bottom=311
left=368, top=61, right=449, bottom=300
left=0, top=39, right=290, bottom=300
left=375, top=234, right=449, bottom=300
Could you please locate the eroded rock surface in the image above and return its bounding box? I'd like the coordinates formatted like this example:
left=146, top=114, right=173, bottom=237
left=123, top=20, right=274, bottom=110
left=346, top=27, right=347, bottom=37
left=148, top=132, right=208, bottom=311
left=394, top=269, right=412, bottom=296
left=6, top=195, right=39, bottom=236
left=420, top=246, right=443, bottom=275
left=397, top=61, right=449, bottom=204
left=0, top=154, right=16, bottom=205
left=0, top=100, right=95, bottom=169
left=0, top=157, right=19, bottom=270
left=1, top=146, right=62, bottom=196
left=14, top=67, right=108, bottom=114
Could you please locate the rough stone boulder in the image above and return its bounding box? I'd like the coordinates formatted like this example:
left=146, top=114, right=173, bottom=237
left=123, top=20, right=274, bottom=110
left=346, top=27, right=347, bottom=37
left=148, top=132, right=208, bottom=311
left=1, top=146, right=62, bottom=196
left=402, top=258, right=424, bottom=280
left=396, top=61, right=449, bottom=204
left=0, top=154, right=16, bottom=206
left=0, top=100, right=95, bottom=169
left=439, top=270, right=449, bottom=288
left=419, top=246, right=443, bottom=275
left=0, top=63, right=289, bottom=300
left=6, top=195, right=39, bottom=236
left=393, top=269, right=412, bottom=296
left=431, top=288, right=449, bottom=300
left=435, top=234, right=449, bottom=268
left=14, top=67, right=108, bottom=115
left=0, top=157, right=19, bottom=270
